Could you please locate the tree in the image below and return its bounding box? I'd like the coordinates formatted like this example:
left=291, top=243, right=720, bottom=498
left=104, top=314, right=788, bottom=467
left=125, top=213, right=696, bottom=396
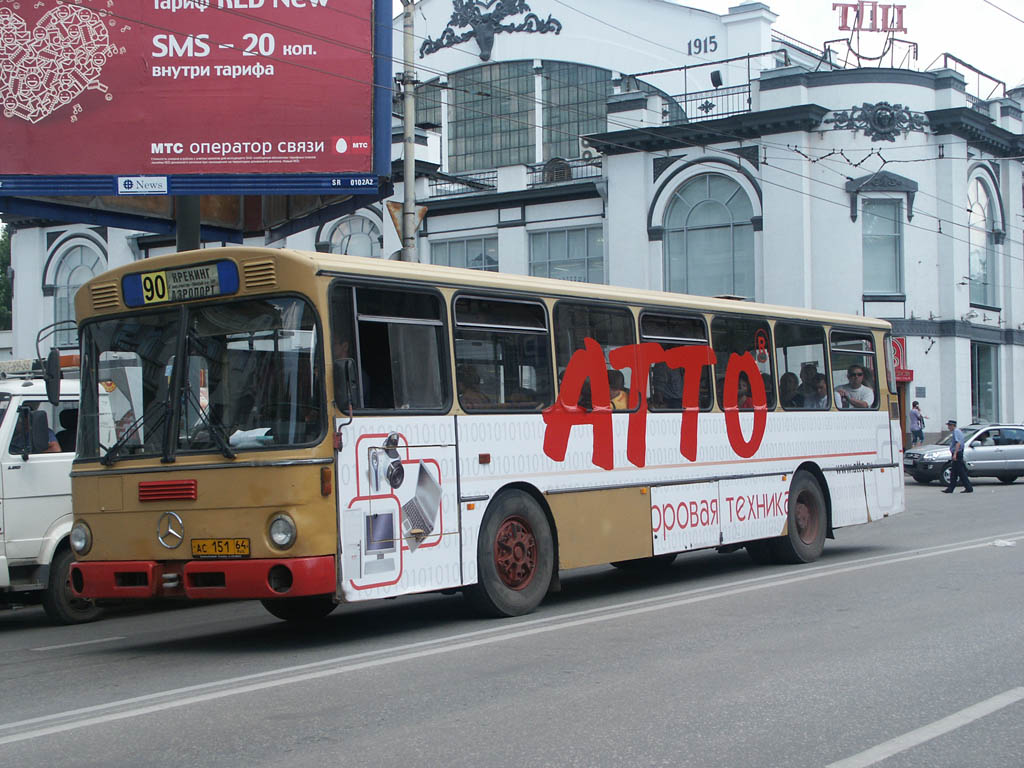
left=0, top=223, right=10, bottom=331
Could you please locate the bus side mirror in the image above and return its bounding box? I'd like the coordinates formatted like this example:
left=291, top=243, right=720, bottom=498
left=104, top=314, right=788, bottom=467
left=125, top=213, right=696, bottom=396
left=44, top=348, right=62, bottom=406
left=333, top=358, right=357, bottom=412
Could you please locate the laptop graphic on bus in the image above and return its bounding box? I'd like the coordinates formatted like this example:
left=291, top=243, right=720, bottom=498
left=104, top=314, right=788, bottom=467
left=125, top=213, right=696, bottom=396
left=402, top=461, right=441, bottom=551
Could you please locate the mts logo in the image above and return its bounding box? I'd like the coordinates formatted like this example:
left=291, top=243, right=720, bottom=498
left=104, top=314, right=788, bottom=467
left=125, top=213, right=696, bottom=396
left=833, top=2, right=906, bottom=33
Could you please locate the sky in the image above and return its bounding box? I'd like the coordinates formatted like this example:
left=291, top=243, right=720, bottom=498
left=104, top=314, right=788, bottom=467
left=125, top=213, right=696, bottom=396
left=393, top=0, right=1024, bottom=95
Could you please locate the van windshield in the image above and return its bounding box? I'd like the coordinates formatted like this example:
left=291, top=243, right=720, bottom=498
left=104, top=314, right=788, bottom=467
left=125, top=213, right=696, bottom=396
left=77, top=297, right=323, bottom=462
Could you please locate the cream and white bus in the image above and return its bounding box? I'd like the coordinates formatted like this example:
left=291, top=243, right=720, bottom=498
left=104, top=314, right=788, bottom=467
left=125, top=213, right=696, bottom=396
left=67, top=247, right=904, bottom=621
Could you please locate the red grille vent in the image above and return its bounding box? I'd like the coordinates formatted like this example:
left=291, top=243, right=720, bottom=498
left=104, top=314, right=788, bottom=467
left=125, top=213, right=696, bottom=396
left=139, top=480, right=197, bottom=502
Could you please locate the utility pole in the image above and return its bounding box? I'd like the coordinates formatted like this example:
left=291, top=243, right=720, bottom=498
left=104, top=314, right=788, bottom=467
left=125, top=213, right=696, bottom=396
left=400, top=0, right=417, bottom=261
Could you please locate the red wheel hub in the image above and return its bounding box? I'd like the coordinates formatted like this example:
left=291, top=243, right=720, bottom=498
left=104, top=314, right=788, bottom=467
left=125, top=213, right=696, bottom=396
left=493, top=516, right=537, bottom=590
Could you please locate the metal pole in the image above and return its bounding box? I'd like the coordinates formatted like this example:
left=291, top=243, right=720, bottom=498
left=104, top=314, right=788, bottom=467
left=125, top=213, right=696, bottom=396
left=176, top=195, right=201, bottom=252
left=401, top=0, right=417, bottom=261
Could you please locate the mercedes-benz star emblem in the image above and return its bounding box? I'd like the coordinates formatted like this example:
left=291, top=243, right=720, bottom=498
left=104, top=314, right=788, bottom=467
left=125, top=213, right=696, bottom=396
left=157, top=511, right=184, bottom=549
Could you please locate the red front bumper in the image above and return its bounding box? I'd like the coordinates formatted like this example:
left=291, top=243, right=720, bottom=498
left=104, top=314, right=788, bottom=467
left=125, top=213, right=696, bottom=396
left=70, top=555, right=337, bottom=600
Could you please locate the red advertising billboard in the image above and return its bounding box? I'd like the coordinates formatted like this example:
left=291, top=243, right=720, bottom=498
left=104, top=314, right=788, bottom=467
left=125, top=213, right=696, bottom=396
left=0, top=0, right=390, bottom=195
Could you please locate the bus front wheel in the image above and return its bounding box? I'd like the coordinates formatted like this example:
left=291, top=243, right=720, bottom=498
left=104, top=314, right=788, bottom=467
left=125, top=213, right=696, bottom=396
left=772, top=471, right=827, bottom=564
left=261, top=595, right=337, bottom=623
left=465, top=489, right=554, bottom=618
left=42, top=547, right=102, bottom=625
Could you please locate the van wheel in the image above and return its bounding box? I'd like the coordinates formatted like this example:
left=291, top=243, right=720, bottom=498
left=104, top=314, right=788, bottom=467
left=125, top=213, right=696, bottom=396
left=772, top=471, right=827, bottom=564
left=43, top=548, right=102, bottom=625
left=465, top=489, right=554, bottom=618
left=260, top=595, right=337, bottom=623
left=997, top=474, right=1018, bottom=485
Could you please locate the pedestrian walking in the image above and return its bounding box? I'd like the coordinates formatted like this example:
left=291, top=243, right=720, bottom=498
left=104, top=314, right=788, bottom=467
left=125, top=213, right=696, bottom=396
left=942, top=418, right=973, bottom=493
left=908, top=401, right=925, bottom=446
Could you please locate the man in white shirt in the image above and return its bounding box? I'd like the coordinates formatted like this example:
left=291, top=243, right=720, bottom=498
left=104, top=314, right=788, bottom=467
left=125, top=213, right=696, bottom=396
left=836, top=365, right=874, bottom=409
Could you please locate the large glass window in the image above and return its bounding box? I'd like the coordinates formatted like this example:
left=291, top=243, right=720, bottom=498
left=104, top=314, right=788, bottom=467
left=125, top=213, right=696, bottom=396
left=665, top=174, right=754, bottom=298
left=454, top=296, right=553, bottom=411
left=54, top=244, right=104, bottom=347
left=448, top=62, right=535, bottom=173
left=328, top=217, right=381, bottom=259
left=710, top=316, right=775, bottom=410
left=542, top=61, right=611, bottom=161
left=971, top=341, right=998, bottom=423
left=431, top=236, right=498, bottom=271
left=830, top=330, right=878, bottom=410
left=862, top=199, right=902, bottom=294
left=968, top=178, right=997, bottom=307
left=530, top=226, right=604, bottom=283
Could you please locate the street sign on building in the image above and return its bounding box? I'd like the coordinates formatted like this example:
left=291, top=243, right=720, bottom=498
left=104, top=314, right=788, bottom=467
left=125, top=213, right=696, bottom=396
left=891, top=336, right=913, bottom=382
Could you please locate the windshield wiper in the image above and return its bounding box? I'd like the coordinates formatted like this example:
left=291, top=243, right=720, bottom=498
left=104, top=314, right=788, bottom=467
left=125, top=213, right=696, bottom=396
left=100, top=400, right=169, bottom=466
left=184, top=388, right=235, bottom=459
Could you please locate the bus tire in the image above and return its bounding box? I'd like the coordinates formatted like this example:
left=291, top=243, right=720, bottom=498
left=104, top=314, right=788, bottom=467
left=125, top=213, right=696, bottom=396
left=260, top=595, right=337, bottom=623
left=745, top=539, right=778, bottom=565
left=772, top=471, right=827, bottom=564
left=610, top=553, right=677, bottom=570
left=42, top=547, right=103, bottom=625
left=465, top=489, right=554, bottom=618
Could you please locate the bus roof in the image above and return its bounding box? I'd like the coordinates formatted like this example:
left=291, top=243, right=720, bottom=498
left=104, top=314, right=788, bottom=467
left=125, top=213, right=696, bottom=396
left=78, top=246, right=890, bottom=331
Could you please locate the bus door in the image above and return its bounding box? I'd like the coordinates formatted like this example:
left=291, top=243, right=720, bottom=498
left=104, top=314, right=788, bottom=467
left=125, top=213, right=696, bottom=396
left=332, top=282, right=460, bottom=601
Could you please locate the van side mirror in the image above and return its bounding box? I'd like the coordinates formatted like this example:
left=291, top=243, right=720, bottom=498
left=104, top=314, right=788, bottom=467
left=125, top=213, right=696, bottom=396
left=333, top=358, right=357, bottom=412
left=44, top=348, right=62, bottom=406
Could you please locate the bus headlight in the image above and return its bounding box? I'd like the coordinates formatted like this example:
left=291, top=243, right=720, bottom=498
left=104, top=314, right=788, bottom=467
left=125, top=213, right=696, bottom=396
left=268, top=514, right=297, bottom=550
left=70, top=521, right=92, bottom=555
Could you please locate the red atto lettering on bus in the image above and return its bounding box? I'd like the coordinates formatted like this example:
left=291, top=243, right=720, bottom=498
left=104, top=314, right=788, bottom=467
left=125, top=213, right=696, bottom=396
left=725, top=491, right=788, bottom=522
left=542, top=340, right=767, bottom=468
left=652, top=498, right=720, bottom=532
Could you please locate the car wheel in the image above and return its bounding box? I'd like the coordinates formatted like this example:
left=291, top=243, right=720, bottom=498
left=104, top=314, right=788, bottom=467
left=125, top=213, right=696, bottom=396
left=941, top=464, right=952, bottom=487
left=42, top=547, right=103, bottom=625
left=997, top=474, right=1018, bottom=485
left=464, top=489, right=554, bottom=618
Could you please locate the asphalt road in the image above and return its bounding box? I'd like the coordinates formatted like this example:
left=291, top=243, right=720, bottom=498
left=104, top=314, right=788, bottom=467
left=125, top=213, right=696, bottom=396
left=1, top=478, right=1022, bottom=767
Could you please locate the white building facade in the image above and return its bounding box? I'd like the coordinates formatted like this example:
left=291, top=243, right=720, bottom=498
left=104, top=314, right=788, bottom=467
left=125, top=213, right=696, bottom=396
left=7, top=0, right=1023, bottom=438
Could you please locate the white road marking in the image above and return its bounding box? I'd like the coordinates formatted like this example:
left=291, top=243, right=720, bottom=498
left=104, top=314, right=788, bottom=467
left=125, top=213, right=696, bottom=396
left=827, top=687, right=1024, bottom=768
left=0, top=529, right=1022, bottom=747
left=31, top=637, right=126, bottom=652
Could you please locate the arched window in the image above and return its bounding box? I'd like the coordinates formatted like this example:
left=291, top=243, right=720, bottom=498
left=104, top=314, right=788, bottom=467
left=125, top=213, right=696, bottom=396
left=664, top=173, right=754, bottom=298
left=968, top=178, right=996, bottom=307
left=55, top=244, right=103, bottom=346
left=328, top=217, right=381, bottom=258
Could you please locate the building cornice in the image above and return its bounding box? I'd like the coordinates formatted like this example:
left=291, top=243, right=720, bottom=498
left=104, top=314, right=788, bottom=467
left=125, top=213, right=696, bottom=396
left=586, top=104, right=830, bottom=155
left=926, top=107, right=1022, bottom=157
left=424, top=181, right=601, bottom=216
left=759, top=67, right=966, bottom=93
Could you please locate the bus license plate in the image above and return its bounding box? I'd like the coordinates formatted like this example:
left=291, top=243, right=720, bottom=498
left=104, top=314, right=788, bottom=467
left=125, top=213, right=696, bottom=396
left=141, top=264, right=221, bottom=305
left=191, top=538, right=250, bottom=558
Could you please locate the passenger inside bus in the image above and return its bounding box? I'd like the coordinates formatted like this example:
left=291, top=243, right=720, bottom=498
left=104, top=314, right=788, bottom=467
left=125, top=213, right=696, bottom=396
left=608, top=369, right=628, bottom=410
left=457, top=364, right=489, bottom=408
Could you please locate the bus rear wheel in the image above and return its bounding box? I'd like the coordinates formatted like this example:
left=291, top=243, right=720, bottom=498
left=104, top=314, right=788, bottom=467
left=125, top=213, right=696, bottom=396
left=42, top=547, right=102, bottom=625
left=465, top=489, right=554, bottom=618
left=772, top=471, right=827, bottom=564
left=261, top=594, right=337, bottom=623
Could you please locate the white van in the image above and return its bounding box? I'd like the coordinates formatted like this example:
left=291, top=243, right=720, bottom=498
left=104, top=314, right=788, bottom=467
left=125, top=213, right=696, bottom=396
left=0, top=375, right=100, bottom=623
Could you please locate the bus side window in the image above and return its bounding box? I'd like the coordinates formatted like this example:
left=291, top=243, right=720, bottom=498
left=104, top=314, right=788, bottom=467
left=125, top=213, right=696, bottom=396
left=553, top=302, right=635, bottom=411
left=639, top=311, right=712, bottom=412
left=774, top=322, right=828, bottom=410
left=829, top=330, right=878, bottom=410
left=710, top=315, right=776, bottom=410
left=453, top=296, right=553, bottom=412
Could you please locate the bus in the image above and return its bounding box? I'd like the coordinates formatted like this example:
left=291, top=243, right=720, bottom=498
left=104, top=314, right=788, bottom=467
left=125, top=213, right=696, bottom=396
left=66, top=247, right=904, bottom=621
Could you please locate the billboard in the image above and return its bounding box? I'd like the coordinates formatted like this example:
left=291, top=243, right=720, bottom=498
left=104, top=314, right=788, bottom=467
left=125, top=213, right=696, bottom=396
left=0, top=0, right=391, bottom=196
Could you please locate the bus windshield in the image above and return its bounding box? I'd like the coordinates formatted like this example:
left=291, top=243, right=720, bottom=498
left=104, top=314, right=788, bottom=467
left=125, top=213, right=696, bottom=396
left=78, top=297, right=323, bottom=461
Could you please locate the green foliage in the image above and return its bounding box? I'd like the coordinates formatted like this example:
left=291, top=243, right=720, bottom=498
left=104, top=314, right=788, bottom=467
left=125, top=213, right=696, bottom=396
left=0, top=224, right=10, bottom=331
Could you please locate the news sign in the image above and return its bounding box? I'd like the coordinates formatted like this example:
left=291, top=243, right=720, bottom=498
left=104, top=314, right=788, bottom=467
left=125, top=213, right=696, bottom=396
left=0, top=0, right=389, bottom=195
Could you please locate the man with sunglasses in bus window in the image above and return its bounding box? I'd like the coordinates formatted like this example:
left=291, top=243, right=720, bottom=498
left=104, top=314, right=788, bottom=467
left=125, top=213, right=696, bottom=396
left=836, top=365, right=874, bottom=409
